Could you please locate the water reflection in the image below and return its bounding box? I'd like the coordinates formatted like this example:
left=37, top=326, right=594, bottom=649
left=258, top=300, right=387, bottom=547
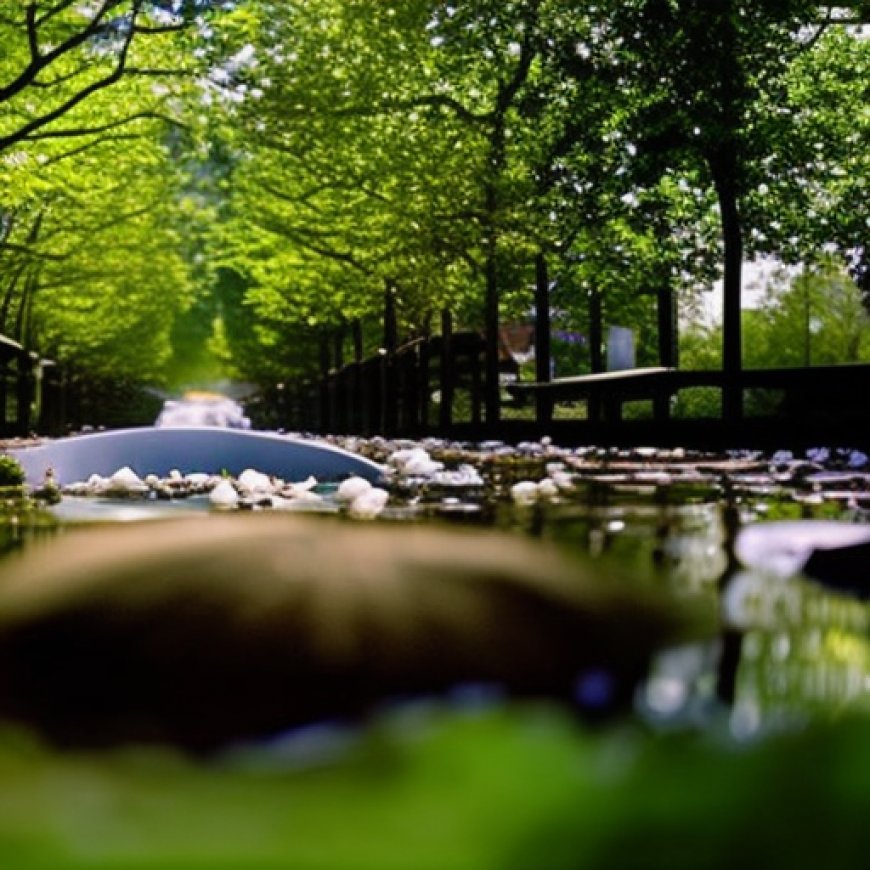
left=495, top=484, right=870, bottom=739
left=49, top=495, right=212, bottom=523
left=722, top=568, right=870, bottom=737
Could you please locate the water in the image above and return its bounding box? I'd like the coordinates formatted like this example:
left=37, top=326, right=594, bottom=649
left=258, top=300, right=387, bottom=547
left=2, top=440, right=870, bottom=868
left=5, top=439, right=869, bottom=743
left=154, top=392, right=251, bottom=429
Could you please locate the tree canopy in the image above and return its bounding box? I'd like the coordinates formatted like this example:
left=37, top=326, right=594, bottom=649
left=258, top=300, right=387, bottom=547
left=1, top=0, right=867, bottom=394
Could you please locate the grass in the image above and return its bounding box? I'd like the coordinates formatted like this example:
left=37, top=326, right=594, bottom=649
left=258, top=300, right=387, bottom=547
left=3, top=702, right=870, bottom=869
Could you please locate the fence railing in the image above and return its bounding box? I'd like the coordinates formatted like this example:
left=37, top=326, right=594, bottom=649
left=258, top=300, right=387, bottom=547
left=0, top=336, right=67, bottom=438
left=251, top=322, right=870, bottom=449
left=0, top=334, right=167, bottom=439
left=252, top=322, right=489, bottom=439
left=6, top=326, right=870, bottom=451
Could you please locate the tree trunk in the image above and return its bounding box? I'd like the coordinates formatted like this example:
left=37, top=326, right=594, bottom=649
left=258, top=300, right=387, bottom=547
left=534, top=252, right=553, bottom=426
left=656, top=286, right=678, bottom=368
left=589, top=289, right=604, bottom=373
left=483, top=179, right=501, bottom=427
left=709, top=0, right=744, bottom=423
left=710, top=147, right=744, bottom=423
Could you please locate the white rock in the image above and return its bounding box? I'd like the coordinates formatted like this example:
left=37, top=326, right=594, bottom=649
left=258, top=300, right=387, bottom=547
left=237, top=468, right=273, bottom=494
left=429, top=464, right=484, bottom=487
left=735, top=520, right=870, bottom=577
left=185, top=472, right=211, bottom=487
left=106, top=467, right=148, bottom=494
left=209, top=479, right=239, bottom=508
left=272, top=490, right=324, bottom=510
left=336, top=476, right=373, bottom=502
left=349, top=487, right=389, bottom=519
left=387, top=448, right=417, bottom=468
left=536, top=478, right=560, bottom=499
left=86, top=473, right=108, bottom=493
left=110, top=465, right=143, bottom=484
left=389, top=447, right=443, bottom=476
left=550, top=470, right=574, bottom=490
left=510, top=481, right=539, bottom=506
left=404, top=455, right=445, bottom=476
left=283, top=475, right=319, bottom=497
left=144, top=474, right=160, bottom=488
left=291, top=490, right=323, bottom=504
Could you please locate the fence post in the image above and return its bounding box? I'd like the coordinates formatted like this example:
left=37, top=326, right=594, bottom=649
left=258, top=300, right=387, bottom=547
left=588, top=289, right=604, bottom=422
left=418, top=316, right=432, bottom=433
left=657, top=286, right=678, bottom=369
left=350, top=318, right=364, bottom=434
left=16, top=351, right=36, bottom=436
left=0, top=350, right=9, bottom=437
left=332, top=324, right=347, bottom=433
left=655, top=285, right=678, bottom=421
left=534, top=253, right=553, bottom=427
left=382, top=282, right=399, bottom=436
left=439, top=309, right=454, bottom=430
left=318, top=331, right=331, bottom=434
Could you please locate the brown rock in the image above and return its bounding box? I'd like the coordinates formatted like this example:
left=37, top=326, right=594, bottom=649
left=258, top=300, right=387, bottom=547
left=0, top=514, right=713, bottom=749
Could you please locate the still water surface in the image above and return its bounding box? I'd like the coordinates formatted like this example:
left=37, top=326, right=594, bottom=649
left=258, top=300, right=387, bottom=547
left=4, top=445, right=868, bottom=745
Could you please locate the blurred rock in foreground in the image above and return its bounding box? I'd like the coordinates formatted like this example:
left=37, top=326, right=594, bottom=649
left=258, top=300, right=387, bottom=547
left=0, top=515, right=713, bottom=749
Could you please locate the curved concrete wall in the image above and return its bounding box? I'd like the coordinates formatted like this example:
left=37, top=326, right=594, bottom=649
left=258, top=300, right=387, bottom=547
left=9, top=428, right=384, bottom=486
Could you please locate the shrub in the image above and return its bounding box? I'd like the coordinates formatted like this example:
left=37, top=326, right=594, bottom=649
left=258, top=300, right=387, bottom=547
left=0, top=454, right=26, bottom=487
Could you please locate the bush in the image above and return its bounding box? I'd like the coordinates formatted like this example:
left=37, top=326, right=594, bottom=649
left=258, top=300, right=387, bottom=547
left=0, top=454, right=25, bottom=487
left=671, top=387, right=722, bottom=419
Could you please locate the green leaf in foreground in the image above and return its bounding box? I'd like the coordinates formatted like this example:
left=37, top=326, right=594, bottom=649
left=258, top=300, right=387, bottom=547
left=1, top=705, right=870, bottom=869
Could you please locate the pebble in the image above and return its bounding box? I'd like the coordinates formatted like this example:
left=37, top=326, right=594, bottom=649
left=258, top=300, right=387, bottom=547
left=510, top=481, right=539, bottom=506
left=237, top=468, right=274, bottom=494
left=209, top=479, right=239, bottom=508
left=536, top=478, right=560, bottom=500
left=40, top=433, right=870, bottom=529
left=348, top=487, right=389, bottom=519
left=336, top=476, right=373, bottom=502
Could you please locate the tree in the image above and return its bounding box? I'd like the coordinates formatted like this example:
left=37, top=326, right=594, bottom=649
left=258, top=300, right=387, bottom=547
left=744, top=260, right=870, bottom=368
left=0, top=1, right=232, bottom=154
left=1, top=132, right=197, bottom=381
left=0, top=0, right=266, bottom=393
left=742, top=17, right=870, bottom=295
left=0, top=1, right=236, bottom=384
left=8, top=0, right=865, bottom=405
left=211, top=0, right=553, bottom=402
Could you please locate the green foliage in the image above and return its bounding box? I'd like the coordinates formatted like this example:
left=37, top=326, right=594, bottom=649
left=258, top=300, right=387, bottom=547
left=3, top=707, right=870, bottom=868
left=743, top=22, right=870, bottom=266
left=2, top=1, right=869, bottom=392
left=671, top=387, right=723, bottom=420
left=744, top=260, right=870, bottom=368
left=0, top=454, right=25, bottom=487
left=0, top=1, right=231, bottom=387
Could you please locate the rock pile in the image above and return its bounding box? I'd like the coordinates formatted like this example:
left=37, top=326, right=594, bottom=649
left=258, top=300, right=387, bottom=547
left=57, top=465, right=391, bottom=519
